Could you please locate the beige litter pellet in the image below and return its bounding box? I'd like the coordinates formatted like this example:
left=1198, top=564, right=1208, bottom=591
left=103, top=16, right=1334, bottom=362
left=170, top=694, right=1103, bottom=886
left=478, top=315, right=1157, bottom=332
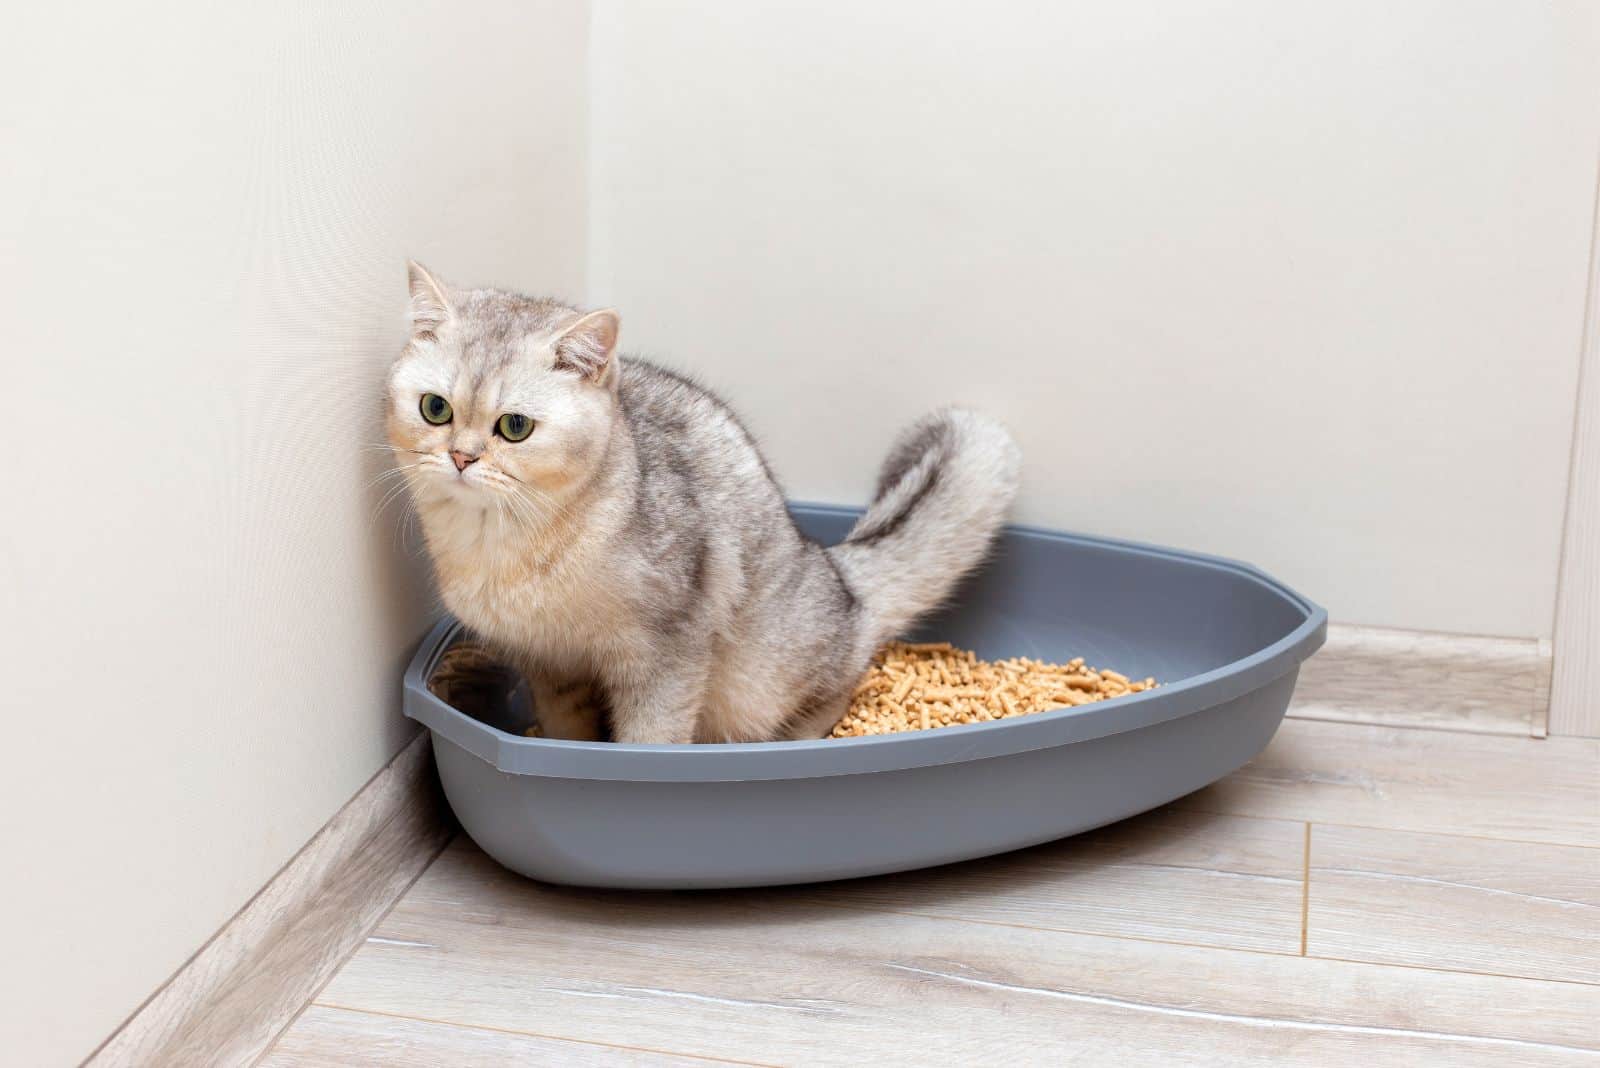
left=831, top=641, right=1156, bottom=739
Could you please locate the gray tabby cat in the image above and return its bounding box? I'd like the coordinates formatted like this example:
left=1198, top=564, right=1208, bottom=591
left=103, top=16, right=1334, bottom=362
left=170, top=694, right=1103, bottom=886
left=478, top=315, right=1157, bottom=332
left=388, top=262, right=1021, bottom=743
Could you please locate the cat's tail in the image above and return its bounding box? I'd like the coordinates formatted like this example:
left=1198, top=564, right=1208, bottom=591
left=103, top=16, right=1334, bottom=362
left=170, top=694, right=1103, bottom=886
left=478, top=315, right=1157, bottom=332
left=828, top=408, right=1022, bottom=650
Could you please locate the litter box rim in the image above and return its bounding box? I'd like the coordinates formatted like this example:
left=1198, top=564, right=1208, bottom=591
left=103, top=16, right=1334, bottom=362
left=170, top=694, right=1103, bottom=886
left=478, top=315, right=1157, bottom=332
left=402, top=503, right=1327, bottom=783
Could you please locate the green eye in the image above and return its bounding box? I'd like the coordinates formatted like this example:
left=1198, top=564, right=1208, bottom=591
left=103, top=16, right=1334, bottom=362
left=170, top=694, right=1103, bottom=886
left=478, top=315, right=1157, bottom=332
left=497, top=412, right=534, bottom=441
left=419, top=393, right=452, bottom=425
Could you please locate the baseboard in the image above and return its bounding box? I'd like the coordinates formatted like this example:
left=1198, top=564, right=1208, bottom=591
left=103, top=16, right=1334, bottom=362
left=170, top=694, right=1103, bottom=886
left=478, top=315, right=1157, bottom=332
left=1549, top=164, right=1600, bottom=739
left=1289, top=623, right=1552, bottom=738
left=84, top=732, right=453, bottom=1068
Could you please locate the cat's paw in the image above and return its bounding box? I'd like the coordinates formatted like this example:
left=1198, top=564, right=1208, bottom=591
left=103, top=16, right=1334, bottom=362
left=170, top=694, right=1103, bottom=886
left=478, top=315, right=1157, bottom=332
left=531, top=675, right=608, bottom=741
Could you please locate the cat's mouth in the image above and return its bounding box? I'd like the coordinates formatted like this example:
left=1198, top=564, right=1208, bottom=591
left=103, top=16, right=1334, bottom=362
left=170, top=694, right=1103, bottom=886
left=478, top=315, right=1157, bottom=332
left=413, top=454, right=487, bottom=496
left=445, top=465, right=487, bottom=491
left=407, top=452, right=529, bottom=511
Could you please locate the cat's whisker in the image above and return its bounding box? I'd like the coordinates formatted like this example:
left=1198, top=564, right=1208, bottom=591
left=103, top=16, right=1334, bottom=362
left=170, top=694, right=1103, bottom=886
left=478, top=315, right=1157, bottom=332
left=402, top=496, right=422, bottom=551
left=509, top=489, right=549, bottom=529
left=363, top=463, right=423, bottom=492
left=390, top=495, right=418, bottom=556
left=497, top=474, right=576, bottom=526
left=501, top=479, right=568, bottom=528
left=370, top=477, right=420, bottom=528
left=494, top=469, right=575, bottom=520
left=368, top=464, right=421, bottom=483
left=481, top=478, right=536, bottom=528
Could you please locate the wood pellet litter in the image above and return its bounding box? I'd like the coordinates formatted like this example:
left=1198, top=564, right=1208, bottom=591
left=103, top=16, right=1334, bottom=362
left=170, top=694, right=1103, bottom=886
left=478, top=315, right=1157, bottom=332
left=831, top=641, right=1156, bottom=738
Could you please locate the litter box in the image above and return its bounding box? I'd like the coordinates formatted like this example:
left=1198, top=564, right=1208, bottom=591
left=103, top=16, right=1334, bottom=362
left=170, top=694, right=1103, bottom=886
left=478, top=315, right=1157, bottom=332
left=403, top=504, right=1327, bottom=889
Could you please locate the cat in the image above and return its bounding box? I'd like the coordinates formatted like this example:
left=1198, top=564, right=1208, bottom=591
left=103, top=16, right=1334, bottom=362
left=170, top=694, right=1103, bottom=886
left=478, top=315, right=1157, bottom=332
left=387, top=261, right=1021, bottom=743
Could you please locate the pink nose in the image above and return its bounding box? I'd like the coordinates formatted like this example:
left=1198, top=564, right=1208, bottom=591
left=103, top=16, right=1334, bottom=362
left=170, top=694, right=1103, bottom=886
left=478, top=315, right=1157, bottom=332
left=450, top=450, right=478, bottom=472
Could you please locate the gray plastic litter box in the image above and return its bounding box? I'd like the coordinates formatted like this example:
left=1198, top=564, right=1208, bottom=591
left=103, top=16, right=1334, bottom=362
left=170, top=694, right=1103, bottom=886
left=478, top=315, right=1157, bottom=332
left=403, top=503, right=1327, bottom=889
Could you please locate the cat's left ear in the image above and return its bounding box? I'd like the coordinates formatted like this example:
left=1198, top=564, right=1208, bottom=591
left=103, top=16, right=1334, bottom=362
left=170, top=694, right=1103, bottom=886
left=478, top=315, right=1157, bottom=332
left=406, top=260, right=451, bottom=340
left=554, top=309, right=621, bottom=386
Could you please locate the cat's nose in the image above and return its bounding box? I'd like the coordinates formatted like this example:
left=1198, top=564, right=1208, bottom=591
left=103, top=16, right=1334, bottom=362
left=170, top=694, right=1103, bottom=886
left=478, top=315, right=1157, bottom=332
left=450, top=450, right=479, bottom=472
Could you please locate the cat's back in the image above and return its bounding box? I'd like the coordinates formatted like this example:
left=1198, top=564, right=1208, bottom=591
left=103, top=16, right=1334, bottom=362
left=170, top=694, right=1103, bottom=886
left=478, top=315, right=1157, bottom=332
left=617, top=357, right=779, bottom=498
left=617, top=357, right=732, bottom=433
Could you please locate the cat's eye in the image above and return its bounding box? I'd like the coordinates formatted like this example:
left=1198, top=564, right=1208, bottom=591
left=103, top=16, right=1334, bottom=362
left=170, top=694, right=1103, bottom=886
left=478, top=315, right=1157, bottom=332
left=419, top=393, right=452, bottom=425
left=497, top=413, right=534, bottom=442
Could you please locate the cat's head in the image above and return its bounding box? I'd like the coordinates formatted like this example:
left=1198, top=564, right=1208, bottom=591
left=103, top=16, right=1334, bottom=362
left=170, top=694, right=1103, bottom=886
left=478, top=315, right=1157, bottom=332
left=386, top=261, right=621, bottom=515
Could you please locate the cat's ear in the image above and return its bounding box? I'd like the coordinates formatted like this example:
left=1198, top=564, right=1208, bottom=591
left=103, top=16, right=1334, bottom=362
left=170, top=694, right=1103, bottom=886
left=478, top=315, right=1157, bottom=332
left=406, top=260, right=451, bottom=339
left=554, top=309, right=621, bottom=385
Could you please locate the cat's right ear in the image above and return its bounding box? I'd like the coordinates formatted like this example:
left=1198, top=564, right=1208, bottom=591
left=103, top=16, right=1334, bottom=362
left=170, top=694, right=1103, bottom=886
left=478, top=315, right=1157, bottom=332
left=406, top=260, right=450, bottom=340
left=554, top=309, right=621, bottom=387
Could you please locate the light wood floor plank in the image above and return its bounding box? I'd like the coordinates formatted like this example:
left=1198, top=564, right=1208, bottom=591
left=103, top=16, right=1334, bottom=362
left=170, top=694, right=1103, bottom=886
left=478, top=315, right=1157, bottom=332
left=1179, top=719, right=1599, bottom=846
left=1307, top=824, right=1600, bottom=984
left=803, top=808, right=1306, bottom=954
left=263, top=1004, right=724, bottom=1066
left=312, top=841, right=1600, bottom=1067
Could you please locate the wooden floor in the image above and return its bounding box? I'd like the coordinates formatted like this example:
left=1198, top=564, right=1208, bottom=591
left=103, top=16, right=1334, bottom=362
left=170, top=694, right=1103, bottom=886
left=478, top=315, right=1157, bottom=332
left=263, top=719, right=1600, bottom=1066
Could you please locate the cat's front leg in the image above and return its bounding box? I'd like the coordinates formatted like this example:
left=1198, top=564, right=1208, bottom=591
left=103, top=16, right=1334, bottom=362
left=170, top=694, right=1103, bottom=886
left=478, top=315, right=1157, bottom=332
left=528, top=670, right=607, bottom=741
left=606, top=662, right=706, bottom=744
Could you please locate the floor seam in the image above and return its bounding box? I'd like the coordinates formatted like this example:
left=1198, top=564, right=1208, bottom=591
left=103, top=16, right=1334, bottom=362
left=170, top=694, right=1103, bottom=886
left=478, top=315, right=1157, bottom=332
left=309, top=1002, right=773, bottom=1066
left=1300, top=822, right=1312, bottom=956
left=1175, top=808, right=1600, bottom=851
left=753, top=899, right=1600, bottom=987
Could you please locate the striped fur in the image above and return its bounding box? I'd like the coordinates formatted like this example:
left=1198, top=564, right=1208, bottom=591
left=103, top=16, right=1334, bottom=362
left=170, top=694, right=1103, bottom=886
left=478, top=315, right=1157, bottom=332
left=387, top=265, right=1020, bottom=742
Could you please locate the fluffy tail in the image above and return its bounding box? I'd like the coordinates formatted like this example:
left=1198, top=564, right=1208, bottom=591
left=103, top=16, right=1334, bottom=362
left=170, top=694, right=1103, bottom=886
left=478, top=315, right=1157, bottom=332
left=828, top=408, right=1021, bottom=649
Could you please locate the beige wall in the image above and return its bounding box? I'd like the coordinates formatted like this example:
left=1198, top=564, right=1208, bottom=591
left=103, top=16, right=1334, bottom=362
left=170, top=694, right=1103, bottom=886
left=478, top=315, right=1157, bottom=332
left=590, top=0, right=1600, bottom=638
left=3, top=3, right=1598, bottom=1060
left=0, top=2, right=587, bottom=1063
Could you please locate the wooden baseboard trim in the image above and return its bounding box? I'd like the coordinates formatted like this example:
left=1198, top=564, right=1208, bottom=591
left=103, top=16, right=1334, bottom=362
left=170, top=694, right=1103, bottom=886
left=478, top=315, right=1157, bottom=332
left=1550, top=154, right=1600, bottom=738
left=1289, top=623, right=1552, bottom=738
left=84, top=732, right=453, bottom=1068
